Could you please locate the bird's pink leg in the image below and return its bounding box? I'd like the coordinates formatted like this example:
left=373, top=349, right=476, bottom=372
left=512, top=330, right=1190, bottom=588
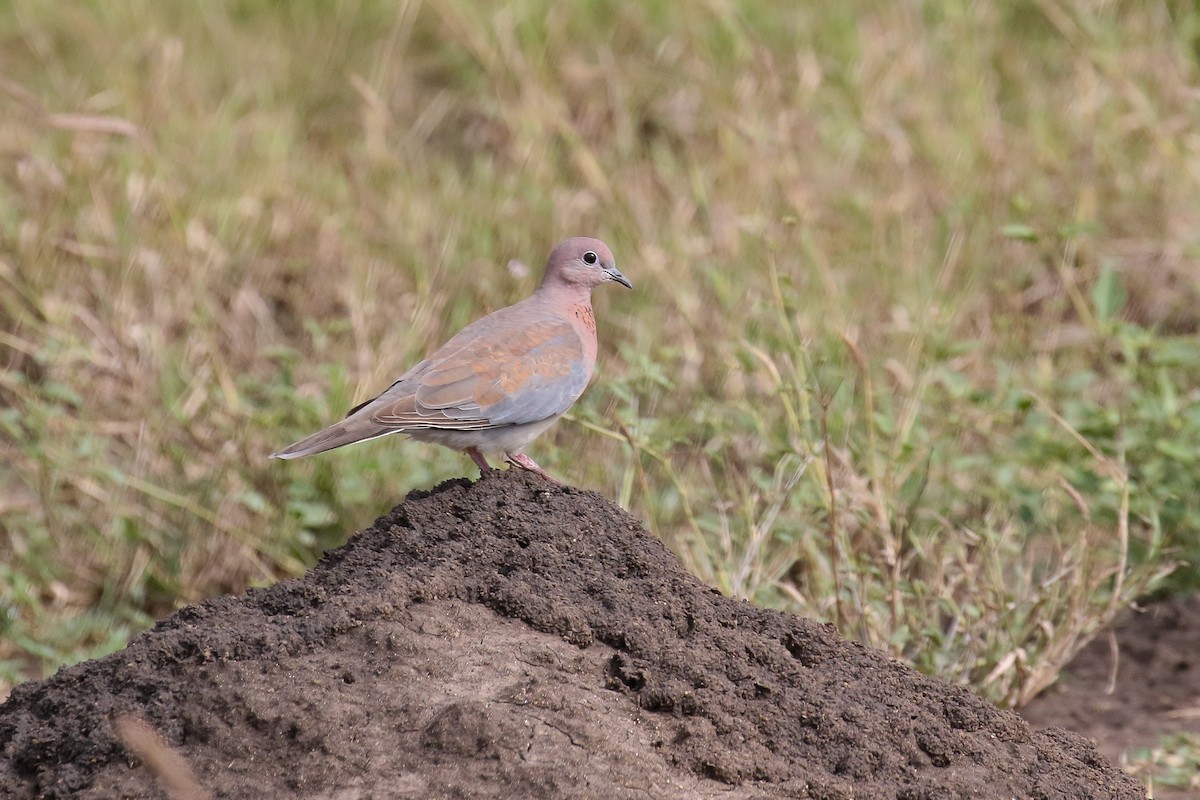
left=466, top=447, right=493, bottom=475
left=507, top=452, right=561, bottom=484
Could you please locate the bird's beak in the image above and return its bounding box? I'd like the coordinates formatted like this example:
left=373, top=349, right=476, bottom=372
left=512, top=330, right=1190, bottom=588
left=606, top=265, right=632, bottom=289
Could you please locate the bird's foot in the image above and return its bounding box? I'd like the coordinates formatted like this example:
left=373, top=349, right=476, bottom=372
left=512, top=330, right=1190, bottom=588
left=506, top=453, right=561, bottom=485
left=466, top=447, right=494, bottom=477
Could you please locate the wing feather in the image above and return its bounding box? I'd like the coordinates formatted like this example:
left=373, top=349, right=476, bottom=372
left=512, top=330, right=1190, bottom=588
left=357, top=303, right=591, bottom=431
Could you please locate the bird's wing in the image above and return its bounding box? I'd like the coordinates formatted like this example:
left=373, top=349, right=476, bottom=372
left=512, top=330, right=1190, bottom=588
left=366, top=308, right=591, bottom=430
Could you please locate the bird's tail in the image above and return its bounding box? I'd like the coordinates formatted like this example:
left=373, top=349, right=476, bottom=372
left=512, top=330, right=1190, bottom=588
left=270, top=419, right=395, bottom=460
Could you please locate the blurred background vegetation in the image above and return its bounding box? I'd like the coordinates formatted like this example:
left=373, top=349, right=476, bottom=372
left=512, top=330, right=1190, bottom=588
left=2, top=0, right=1198, bottom=711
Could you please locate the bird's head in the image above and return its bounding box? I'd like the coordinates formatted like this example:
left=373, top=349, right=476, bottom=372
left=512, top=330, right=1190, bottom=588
left=541, top=237, right=631, bottom=292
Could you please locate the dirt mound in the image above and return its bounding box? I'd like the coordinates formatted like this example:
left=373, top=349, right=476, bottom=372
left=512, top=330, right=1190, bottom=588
left=0, top=469, right=1141, bottom=799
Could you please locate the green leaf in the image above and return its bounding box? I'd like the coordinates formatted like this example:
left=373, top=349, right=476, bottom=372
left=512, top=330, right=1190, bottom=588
left=1001, top=223, right=1038, bottom=242
left=1091, top=261, right=1125, bottom=322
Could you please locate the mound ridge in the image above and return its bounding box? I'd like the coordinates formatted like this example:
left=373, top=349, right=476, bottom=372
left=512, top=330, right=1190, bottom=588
left=0, top=469, right=1140, bottom=798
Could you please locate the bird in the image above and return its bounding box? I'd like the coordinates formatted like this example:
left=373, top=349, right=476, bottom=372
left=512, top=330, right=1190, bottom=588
left=271, top=237, right=631, bottom=483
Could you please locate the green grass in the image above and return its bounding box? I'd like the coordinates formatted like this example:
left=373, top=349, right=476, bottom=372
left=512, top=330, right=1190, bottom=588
left=2, top=0, right=1198, bottom=709
left=1126, top=733, right=1200, bottom=794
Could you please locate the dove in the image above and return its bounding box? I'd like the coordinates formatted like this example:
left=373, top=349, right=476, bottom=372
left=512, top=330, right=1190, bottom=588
left=271, top=237, right=631, bottom=482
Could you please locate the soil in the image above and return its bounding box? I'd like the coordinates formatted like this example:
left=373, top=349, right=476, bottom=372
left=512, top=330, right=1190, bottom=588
left=1021, top=596, right=1200, bottom=798
left=0, top=468, right=1145, bottom=799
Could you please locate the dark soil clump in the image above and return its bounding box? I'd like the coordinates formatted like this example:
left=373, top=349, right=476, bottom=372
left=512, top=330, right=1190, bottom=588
left=0, top=469, right=1143, bottom=798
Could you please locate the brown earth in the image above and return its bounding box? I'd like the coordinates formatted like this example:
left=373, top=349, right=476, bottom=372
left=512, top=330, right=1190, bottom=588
left=0, top=469, right=1144, bottom=799
left=1021, top=596, right=1200, bottom=799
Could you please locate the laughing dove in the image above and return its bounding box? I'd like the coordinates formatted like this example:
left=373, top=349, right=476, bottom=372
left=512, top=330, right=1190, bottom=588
left=271, top=237, right=631, bottom=482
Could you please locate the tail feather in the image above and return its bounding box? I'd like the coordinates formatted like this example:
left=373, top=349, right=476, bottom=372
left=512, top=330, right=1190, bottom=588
left=270, top=419, right=396, bottom=460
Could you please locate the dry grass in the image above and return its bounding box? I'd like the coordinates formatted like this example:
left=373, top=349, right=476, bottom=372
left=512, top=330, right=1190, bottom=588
left=2, top=0, right=1198, bottom=705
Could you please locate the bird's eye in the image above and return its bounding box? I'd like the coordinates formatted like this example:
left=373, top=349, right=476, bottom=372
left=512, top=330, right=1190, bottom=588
left=583, top=251, right=598, bottom=265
